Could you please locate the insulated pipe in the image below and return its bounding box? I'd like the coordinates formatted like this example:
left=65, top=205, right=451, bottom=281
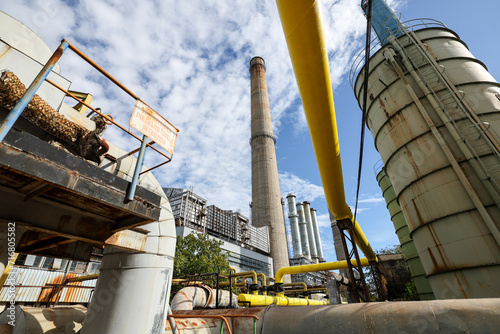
left=310, top=208, right=324, bottom=262
left=274, top=258, right=370, bottom=297
left=286, top=194, right=303, bottom=257
left=296, top=202, right=311, bottom=260
left=81, top=143, right=177, bottom=334
left=302, top=202, right=318, bottom=261
left=166, top=299, right=500, bottom=333
left=171, top=286, right=213, bottom=311
left=274, top=0, right=376, bottom=261
left=171, top=286, right=237, bottom=311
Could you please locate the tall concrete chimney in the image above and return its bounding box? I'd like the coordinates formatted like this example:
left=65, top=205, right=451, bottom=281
left=250, top=56, right=290, bottom=280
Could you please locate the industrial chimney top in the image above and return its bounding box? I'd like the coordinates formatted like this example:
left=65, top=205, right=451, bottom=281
left=250, top=56, right=266, bottom=72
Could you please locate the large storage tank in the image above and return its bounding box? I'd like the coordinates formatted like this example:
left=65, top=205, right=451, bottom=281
left=353, top=20, right=500, bottom=298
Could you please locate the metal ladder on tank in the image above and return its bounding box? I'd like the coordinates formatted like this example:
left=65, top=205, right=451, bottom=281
left=389, top=27, right=500, bottom=206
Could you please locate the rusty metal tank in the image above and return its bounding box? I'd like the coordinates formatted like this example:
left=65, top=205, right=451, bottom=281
left=353, top=21, right=500, bottom=298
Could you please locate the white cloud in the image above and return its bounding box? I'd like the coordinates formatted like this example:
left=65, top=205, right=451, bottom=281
left=2, top=0, right=379, bottom=219
left=358, top=194, right=385, bottom=204
left=279, top=172, right=325, bottom=203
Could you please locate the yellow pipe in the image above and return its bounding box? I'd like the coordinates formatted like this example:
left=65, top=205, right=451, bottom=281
left=222, top=271, right=259, bottom=295
left=275, top=258, right=370, bottom=297
left=257, top=272, right=267, bottom=295
left=266, top=277, right=275, bottom=286
left=220, top=275, right=253, bottom=287
left=237, top=294, right=329, bottom=307
left=0, top=253, right=18, bottom=288
left=275, top=0, right=376, bottom=261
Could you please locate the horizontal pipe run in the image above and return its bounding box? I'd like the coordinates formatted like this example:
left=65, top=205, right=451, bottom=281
left=275, top=258, right=370, bottom=297
left=65, top=274, right=99, bottom=283
left=237, top=294, right=329, bottom=307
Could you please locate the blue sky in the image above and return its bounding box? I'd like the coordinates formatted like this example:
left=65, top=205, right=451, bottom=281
left=2, top=0, right=499, bottom=263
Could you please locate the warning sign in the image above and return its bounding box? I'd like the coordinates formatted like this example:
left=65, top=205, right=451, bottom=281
left=129, top=100, right=178, bottom=155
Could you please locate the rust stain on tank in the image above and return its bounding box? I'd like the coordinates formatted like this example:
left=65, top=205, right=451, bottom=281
left=428, top=247, right=439, bottom=273
left=192, top=321, right=198, bottom=326
left=378, top=96, right=390, bottom=119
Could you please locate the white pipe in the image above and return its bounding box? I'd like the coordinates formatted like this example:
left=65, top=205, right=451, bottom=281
left=81, top=143, right=177, bottom=334
left=296, top=202, right=311, bottom=260
left=171, top=286, right=237, bottom=311
left=286, top=194, right=302, bottom=257
left=310, top=208, right=324, bottom=262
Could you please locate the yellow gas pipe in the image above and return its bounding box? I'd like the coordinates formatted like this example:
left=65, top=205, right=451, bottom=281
left=237, top=294, right=329, bottom=307
left=220, top=271, right=259, bottom=295
left=274, top=258, right=370, bottom=297
left=274, top=0, right=377, bottom=261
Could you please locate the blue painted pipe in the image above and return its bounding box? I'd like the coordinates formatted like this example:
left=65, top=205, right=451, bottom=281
left=361, top=0, right=403, bottom=45
left=125, top=134, right=148, bottom=203
left=0, top=40, right=69, bottom=142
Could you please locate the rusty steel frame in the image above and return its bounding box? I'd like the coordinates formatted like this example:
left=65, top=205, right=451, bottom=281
left=336, top=219, right=370, bottom=302
left=168, top=314, right=232, bottom=334
left=46, top=79, right=172, bottom=173
left=40, top=38, right=178, bottom=184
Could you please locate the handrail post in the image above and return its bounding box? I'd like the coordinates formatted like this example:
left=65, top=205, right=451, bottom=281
left=0, top=39, right=69, bottom=142
left=125, top=134, right=148, bottom=203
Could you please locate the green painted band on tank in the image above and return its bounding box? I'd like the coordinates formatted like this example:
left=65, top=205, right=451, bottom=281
left=376, top=167, right=435, bottom=299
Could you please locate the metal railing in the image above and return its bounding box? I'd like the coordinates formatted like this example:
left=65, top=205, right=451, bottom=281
left=349, top=18, right=448, bottom=89
left=0, top=39, right=177, bottom=201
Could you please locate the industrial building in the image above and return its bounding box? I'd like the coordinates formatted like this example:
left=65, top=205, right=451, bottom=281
left=1, top=0, right=500, bottom=333
left=164, top=188, right=273, bottom=276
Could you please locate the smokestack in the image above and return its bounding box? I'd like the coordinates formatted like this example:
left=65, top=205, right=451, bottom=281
left=286, top=193, right=302, bottom=258
left=250, top=56, right=290, bottom=280
left=296, top=202, right=311, bottom=260
left=303, top=201, right=318, bottom=262
left=310, top=208, right=325, bottom=262
left=361, top=0, right=403, bottom=45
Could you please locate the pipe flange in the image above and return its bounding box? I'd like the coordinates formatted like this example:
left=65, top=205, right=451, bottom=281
left=273, top=283, right=284, bottom=293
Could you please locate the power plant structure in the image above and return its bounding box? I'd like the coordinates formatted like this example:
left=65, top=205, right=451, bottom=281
left=164, top=188, right=273, bottom=275
left=2, top=0, right=500, bottom=333
left=286, top=193, right=326, bottom=286
left=352, top=0, right=500, bottom=298
left=249, top=57, right=290, bottom=281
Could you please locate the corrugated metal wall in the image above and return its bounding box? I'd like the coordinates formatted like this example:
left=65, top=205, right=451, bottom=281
left=0, top=267, right=96, bottom=303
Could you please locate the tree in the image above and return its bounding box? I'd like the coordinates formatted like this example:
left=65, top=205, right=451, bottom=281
left=173, top=232, right=231, bottom=279
left=363, top=244, right=419, bottom=301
